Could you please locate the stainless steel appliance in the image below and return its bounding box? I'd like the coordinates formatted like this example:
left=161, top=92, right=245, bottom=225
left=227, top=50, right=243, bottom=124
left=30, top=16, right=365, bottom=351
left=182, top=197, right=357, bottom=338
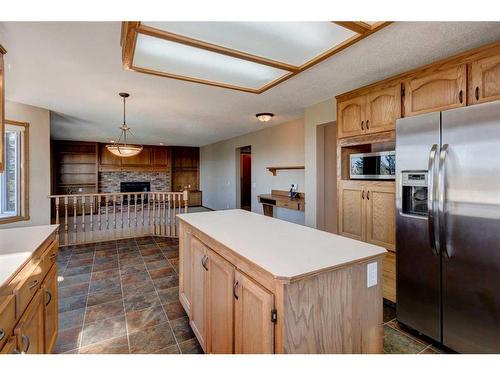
left=396, top=100, right=500, bottom=353
left=350, top=150, right=395, bottom=179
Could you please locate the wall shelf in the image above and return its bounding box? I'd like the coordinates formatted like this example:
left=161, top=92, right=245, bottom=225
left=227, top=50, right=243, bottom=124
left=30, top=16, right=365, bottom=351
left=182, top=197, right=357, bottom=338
left=266, top=166, right=305, bottom=176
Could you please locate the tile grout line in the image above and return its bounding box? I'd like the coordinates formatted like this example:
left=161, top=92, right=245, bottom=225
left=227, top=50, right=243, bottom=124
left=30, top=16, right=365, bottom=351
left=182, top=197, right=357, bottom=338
left=142, top=238, right=182, bottom=354
left=386, top=322, right=430, bottom=348
left=116, top=240, right=132, bottom=354
left=76, top=244, right=97, bottom=352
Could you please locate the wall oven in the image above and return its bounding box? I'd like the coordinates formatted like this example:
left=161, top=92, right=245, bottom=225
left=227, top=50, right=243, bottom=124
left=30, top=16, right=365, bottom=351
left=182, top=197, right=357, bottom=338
left=350, top=150, right=396, bottom=180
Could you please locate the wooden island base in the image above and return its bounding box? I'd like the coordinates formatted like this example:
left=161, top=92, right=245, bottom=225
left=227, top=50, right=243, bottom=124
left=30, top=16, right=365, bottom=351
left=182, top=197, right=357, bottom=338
left=178, top=210, right=385, bottom=354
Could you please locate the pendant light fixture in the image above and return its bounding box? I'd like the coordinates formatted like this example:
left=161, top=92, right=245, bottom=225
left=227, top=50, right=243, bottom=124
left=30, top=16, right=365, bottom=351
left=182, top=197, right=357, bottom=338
left=106, top=93, right=143, bottom=157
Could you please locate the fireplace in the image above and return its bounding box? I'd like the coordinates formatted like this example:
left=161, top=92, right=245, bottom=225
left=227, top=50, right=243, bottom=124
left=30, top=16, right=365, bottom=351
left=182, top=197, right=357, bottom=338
left=120, top=181, right=150, bottom=205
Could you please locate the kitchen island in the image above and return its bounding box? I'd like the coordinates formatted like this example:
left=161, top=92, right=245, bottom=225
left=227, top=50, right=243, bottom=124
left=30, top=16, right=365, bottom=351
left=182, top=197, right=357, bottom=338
left=178, top=209, right=386, bottom=354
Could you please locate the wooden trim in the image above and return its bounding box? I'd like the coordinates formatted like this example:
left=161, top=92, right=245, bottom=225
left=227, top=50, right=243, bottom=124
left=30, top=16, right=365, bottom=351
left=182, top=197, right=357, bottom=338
left=137, top=24, right=299, bottom=72
left=0, top=120, right=30, bottom=224
left=333, top=21, right=371, bottom=34
left=121, top=21, right=391, bottom=94
left=336, top=38, right=500, bottom=101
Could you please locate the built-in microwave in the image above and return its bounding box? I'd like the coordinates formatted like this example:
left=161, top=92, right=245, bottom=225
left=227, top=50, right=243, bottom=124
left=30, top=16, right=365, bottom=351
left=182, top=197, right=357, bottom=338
left=350, top=151, right=396, bottom=180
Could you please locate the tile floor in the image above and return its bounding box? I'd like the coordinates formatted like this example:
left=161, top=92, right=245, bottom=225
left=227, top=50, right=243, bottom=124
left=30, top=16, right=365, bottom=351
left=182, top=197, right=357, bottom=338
left=55, top=236, right=452, bottom=354
left=55, top=236, right=202, bottom=354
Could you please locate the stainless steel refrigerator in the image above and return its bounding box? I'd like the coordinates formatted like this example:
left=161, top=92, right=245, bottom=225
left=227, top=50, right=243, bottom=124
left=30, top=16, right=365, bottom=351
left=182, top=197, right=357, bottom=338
left=396, top=100, right=500, bottom=353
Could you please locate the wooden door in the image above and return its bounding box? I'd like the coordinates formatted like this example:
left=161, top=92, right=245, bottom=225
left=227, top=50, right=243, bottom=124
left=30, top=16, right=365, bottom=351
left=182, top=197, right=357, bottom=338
left=14, top=290, right=45, bottom=354
left=207, top=249, right=235, bottom=354
left=42, top=265, right=58, bottom=353
left=365, top=184, right=396, bottom=251
left=338, top=181, right=365, bottom=241
left=366, top=84, right=401, bottom=134
left=189, top=236, right=208, bottom=352
left=337, top=95, right=366, bottom=138
left=403, top=65, right=466, bottom=116
left=179, top=225, right=192, bottom=316
left=234, top=271, right=274, bottom=354
left=470, top=53, right=500, bottom=105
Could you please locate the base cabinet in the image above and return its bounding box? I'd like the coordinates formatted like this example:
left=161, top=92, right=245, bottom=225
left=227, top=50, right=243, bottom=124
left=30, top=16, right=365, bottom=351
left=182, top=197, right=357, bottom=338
left=42, top=265, right=58, bottom=353
left=14, top=290, right=45, bottom=354
left=234, top=271, right=274, bottom=354
left=189, top=236, right=208, bottom=351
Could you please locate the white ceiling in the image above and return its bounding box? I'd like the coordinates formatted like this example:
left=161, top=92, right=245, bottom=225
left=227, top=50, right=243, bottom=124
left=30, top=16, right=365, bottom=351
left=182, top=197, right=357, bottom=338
left=1, top=22, right=500, bottom=146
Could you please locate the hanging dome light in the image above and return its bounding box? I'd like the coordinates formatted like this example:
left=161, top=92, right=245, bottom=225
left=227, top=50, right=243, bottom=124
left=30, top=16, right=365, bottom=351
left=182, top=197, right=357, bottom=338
left=256, top=112, right=274, bottom=122
left=106, top=93, right=143, bottom=157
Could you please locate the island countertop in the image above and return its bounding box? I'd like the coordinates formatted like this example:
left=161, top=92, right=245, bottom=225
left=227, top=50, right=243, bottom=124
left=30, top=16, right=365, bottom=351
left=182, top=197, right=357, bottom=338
left=0, top=224, right=59, bottom=287
left=177, top=209, right=386, bottom=280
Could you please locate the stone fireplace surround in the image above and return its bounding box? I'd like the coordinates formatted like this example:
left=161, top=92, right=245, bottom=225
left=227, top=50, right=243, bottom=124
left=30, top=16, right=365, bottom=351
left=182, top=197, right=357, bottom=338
left=98, top=171, right=171, bottom=193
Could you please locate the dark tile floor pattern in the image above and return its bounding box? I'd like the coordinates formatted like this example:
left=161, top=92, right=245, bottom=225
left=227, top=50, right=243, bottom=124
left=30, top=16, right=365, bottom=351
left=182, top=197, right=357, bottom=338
left=56, top=236, right=451, bottom=354
left=55, top=236, right=202, bottom=354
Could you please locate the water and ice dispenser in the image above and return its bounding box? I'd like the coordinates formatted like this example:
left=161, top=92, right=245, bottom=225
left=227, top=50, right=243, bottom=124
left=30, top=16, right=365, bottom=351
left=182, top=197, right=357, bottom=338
left=401, top=171, right=428, bottom=217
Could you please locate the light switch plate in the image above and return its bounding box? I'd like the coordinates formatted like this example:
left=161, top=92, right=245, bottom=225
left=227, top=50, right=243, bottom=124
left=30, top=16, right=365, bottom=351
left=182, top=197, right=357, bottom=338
left=367, top=262, right=378, bottom=288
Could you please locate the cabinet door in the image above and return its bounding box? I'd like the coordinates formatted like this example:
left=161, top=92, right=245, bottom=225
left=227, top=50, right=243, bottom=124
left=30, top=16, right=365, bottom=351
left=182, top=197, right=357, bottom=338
left=14, top=290, right=45, bottom=354
left=42, top=265, right=58, bottom=353
left=383, top=251, right=396, bottom=303
left=338, top=182, right=365, bottom=241
left=121, top=146, right=152, bottom=166
left=189, top=236, right=208, bottom=352
left=366, top=84, right=401, bottom=134
left=470, top=53, right=500, bottom=105
left=152, top=146, right=170, bottom=169
left=403, top=65, right=466, bottom=116
left=365, top=184, right=396, bottom=251
left=234, top=271, right=274, bottom=354
left=99, top=144, right=121, bottom=169
left=338, top=95, right=366, bottom=138
left=179, top=225, right=192, bottom=317
left=0, top=49, right=4, bottom=172
left=0, top=336, right=20, bottom=354
left=207, top=249, right=235, bottom=354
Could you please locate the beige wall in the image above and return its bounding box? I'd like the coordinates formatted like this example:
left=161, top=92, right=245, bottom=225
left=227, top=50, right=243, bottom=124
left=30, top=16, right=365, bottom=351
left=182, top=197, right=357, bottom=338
left=2, top=101, right=51, bottom=228
left=304, top=99, right=336, bottom=228
left=201, top=119, right=305, bottom=224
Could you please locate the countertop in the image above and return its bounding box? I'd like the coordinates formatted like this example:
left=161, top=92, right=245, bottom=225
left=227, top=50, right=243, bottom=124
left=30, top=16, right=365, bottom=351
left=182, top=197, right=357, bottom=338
left=178, top=209, right=386, bottom=280
left=0, top=225, right=59, bottom=286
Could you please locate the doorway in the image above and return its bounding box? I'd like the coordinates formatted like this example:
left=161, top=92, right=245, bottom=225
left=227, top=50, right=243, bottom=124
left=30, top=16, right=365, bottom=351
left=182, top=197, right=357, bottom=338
left=239, top=146, right=251, bottom=211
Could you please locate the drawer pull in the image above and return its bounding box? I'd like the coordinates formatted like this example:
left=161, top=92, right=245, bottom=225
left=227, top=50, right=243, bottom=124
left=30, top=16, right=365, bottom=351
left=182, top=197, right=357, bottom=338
left=361, top=121, right=364, bottom=130
left=362, top=191, right=365, bottom=199
left=45, top=291, right=52, bottom=306
left=49, top=253, right=57, bottom=260
left=367, top=191, right=370, bottom=200
left=28, top=279, right=39, bottom=289
left=201, top=255, right=208, bottom=271
left=12, top=348, right=21, bottom=354
left=475, top=86, right=480, bottom=101
left=233, top=280, right=239, bottom=300
left=459, top=89, right=463, bottom=104
left=21, top=334, right=30, bottom=353
left=366, top=120, right=370, bottom=129
left=0, top=329, right=4, bottom=340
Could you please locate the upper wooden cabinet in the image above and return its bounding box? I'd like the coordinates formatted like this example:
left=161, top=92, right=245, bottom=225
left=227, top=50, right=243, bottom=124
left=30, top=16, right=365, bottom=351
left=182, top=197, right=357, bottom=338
left=338, top=84, right=401, bottom=138
left=99, top=143, right=121, bottom=170
left=98, top=143, right=173, bottom=172
left=120, top=146, right=152, bottom=167
left=338, top=96, right=366, bottom=138
left=403, top=65, right=466, bottom=117
left=366, top=84, right=401, bottom=134
left=470, top=53, right=500, bottom=105
left=0, top=45, right=6, bottom=172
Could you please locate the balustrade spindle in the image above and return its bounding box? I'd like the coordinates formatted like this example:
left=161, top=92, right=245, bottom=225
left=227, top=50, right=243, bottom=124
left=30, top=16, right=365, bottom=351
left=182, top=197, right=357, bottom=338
left=81, top=196, right=86, bottom=242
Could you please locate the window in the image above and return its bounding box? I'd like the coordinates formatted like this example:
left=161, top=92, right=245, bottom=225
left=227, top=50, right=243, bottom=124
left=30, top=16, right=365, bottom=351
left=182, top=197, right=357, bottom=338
left=0, top=120, right=29, bottom=223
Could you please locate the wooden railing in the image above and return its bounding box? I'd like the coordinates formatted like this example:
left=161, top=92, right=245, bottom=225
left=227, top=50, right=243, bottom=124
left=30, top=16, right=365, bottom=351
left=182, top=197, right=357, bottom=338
left=48, top=191, right=188, bottom=246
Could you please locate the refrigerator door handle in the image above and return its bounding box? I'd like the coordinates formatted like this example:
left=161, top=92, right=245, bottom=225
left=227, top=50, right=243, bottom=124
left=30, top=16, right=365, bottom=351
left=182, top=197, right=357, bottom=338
left=428, top=144, right=439, bottom=255
left=438, top=144, right=450, bottom=258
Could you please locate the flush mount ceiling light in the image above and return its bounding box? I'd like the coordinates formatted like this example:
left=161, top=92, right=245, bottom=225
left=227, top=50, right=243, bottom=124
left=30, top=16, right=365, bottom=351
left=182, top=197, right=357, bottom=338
left=256, top=113, right=274, bottom=122
left=121, top=21, right=391, bottom=94
left=106, top=93, right=143, bottom=158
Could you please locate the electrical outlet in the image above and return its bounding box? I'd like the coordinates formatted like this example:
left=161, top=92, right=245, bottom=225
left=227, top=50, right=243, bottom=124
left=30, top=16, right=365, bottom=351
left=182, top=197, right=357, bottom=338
left=291, top=183, right=298, bottom=192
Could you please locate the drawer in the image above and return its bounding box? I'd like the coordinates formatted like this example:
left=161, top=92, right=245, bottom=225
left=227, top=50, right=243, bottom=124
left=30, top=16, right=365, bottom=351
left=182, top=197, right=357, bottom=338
left=0, top=295, right=16, bottom=350
left=276, top=200, right=299, bottom=210
left=41, top=240, right=59, bottom=278
left=0, top=336, right=19, bottom=354
left=12, top=262, right=44, bottom=319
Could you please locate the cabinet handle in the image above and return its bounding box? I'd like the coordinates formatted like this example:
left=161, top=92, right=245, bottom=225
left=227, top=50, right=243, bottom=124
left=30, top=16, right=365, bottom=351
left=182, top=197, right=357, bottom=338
left=475, top=86, right=480, bottom=101
left=233, top=280, right=239, bottom=300
left=28, top=279, right=39, bottom=289
left=21, top=334, right=30, bottom=353
left=361, top=121, right=364, bottom=130
left=201, top=255, right=208, bottom=271
left=367, top=191, right=370, bottom=200
left=49, top=253, right=57, bottom=260
left=366, top=120, right=370, bottom=129
left=12, top=348, right=21, bottom=354
left=361, top=191, right=365, bottom=199
left=0, top=329, right=4, bottom=341
left=459, top=90, right=463, bottom=104
left=45, top=290, right=52, bottom=306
